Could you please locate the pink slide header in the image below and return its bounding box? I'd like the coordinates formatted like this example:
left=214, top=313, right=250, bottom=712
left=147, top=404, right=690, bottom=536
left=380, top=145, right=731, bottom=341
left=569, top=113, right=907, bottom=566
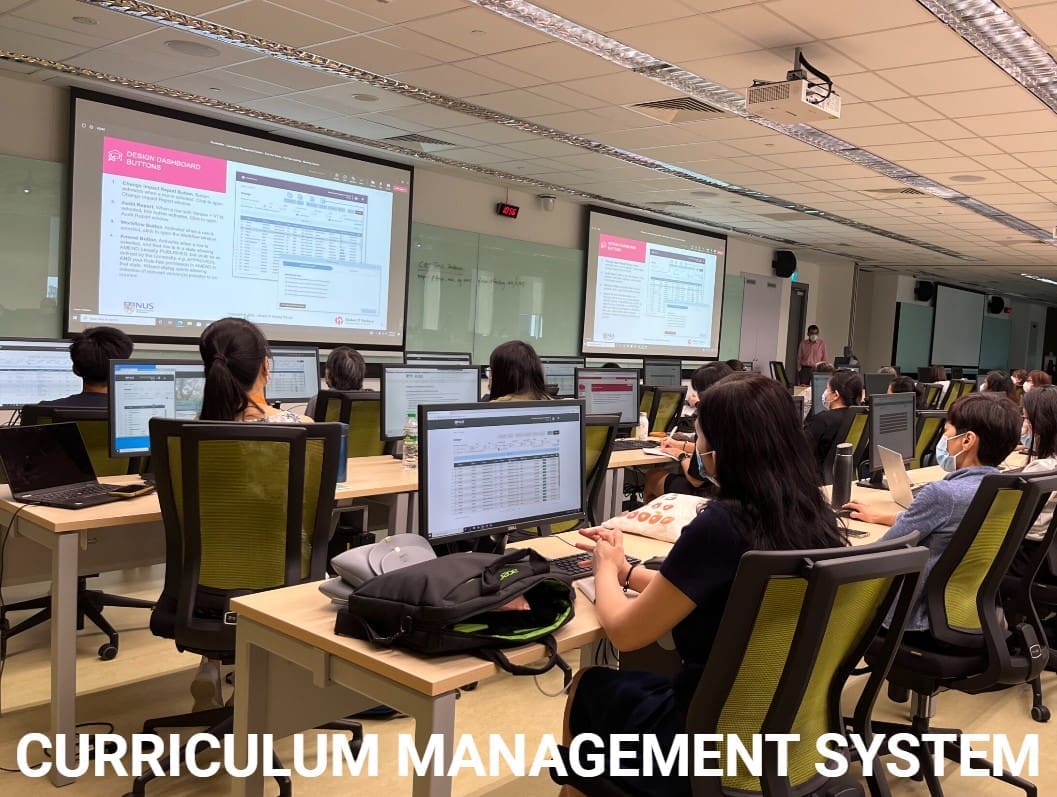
left=598, top=233, right=646, bottom=263
left=102, top=137, right=227, bottom=193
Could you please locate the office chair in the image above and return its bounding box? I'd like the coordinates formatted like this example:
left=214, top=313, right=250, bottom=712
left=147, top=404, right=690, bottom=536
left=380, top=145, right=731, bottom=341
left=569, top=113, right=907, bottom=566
left=311, top=389, right=385, bottom=456
left=911, top=410, right=947, bottom=469
left=0, top=405, right=153, bottom=661
left=769, top=360, right=790, bottom=389
left=649, top=386, right=687, bottom=435
left=125, top=419, right=359, bottom=797
left=553, top=537, right=927, bottom=797
left=938, top=379, right=974, bottom=412
left=865, top=472, right=1056, bottom=797
left=921, top=383, right=943, bottom=410
left=639, top=385, right=657, bottom=420
left=820, top=406, right=869, bottom=485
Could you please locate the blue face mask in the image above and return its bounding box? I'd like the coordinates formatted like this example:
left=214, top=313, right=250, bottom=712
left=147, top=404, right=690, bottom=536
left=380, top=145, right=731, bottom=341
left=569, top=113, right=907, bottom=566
left=695, top=447, right=719, bottom=488
left=936, top=432, right=965, bottom=473
left=1021, top=430, right=1033, bottom=450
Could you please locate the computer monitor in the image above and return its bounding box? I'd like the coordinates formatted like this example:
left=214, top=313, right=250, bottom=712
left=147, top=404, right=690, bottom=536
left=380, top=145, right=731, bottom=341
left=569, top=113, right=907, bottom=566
left=917, top=367, right=935, bottom=382
left=267, top=347, right=319, bottom=403
left=404, top=351, right=473, bottom=366
left=380, top=364, right=482, bottom=440
left=419, top=400, right=585, bottom=545
left=0, top=339, right=81, bottom=409
left=575, top=368, right=639, bottom=425
left=864, top=372, right=893, bottom=398
left=642, top=358, right=682, bottom=387
left=540, top=356, right=585, bottom=398
left=811, top=371, right=831, bottom=416
left=868, top=392, right=916, bottom=481
left=792, top=394, right=804, bottom=421
left=109, top=360, right=206, bottom=457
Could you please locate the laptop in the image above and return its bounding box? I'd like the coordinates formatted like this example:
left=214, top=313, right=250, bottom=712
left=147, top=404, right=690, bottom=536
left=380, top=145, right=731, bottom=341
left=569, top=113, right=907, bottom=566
left=877, top=445, right=926, bottom=509
left=0, top=423, right=124, bottom=509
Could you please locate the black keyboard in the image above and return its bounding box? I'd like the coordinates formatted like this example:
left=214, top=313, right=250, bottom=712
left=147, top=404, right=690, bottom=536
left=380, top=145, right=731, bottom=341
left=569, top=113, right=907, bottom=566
left=612, top=439, right=660, bottom=451
left=35, top=483, right=117, bottom=501
left=547, top=552, right=641, bottom=580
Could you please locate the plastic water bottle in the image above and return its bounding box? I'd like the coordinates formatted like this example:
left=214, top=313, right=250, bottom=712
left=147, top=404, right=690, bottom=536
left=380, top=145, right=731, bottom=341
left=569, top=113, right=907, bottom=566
left=637, top=412, right=649, bottom=441
left=831, top=443, right=853, bottom=509
left=402, top=412, right=418, bottom=470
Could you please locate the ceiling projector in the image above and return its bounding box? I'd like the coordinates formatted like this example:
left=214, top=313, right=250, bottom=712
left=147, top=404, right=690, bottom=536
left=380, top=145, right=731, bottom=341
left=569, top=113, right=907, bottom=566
left=745, top=49, right=842, bottom=123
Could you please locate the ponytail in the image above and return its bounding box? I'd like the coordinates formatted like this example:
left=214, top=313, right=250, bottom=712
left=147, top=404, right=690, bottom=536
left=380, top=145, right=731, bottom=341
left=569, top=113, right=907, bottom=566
left=198, top=317, right=270, bottom=420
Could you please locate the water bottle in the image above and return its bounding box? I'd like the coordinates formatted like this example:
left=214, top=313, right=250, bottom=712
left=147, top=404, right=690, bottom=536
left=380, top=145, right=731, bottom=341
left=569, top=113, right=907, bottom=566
left=831, top=443, right=853, bottom=509
left=402, top=412, right=418, bottom=470
left=637, top=412, right=649, bottom=441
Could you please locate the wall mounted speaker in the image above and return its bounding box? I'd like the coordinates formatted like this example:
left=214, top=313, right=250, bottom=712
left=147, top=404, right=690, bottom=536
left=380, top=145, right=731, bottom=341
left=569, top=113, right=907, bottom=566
left=773, top=250, right=797, bottom=278
left=987, top=296, right=1005, bottom=314
left=913, top=280, right=935, bottom=302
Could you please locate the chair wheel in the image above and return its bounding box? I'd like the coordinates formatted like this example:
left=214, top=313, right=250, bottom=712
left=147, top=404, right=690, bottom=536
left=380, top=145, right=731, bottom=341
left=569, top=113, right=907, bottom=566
left=98, top=643, right=118, bottom=661
left=1031, top=705, right=1050, bottom=723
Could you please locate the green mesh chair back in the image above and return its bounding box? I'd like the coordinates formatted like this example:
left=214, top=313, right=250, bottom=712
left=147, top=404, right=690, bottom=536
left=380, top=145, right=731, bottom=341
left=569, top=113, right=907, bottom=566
left=650, top=387, right=687, bottom=434
left=148, top=418, right=341, bottom=656
left=939, top=380, right=973, bottom=411
left=312, top=389, right=384, bottom=457
left=821, top=406, right=869, bottom=484
left=20, top=404, right=137, bottom=476
left=922, top=383, right=942, bottom=409
left=639, top=386, right=656, bottom=419
left=911, top=410, right=946, bottom=469
left=769, top=361, right=790, bottom=389
left=684, top=538, right=927, bottom=796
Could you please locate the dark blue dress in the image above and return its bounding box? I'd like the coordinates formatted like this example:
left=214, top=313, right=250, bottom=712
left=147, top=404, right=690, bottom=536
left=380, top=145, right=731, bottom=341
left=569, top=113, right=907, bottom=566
left=568, top=503, right=749, bottom=797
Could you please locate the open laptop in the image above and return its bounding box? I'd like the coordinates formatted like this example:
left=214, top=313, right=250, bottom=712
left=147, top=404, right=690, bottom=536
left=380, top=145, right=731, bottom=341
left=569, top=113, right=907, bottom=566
left=0, top=423, right=124, bottom=508
left=877, top=445, right=926, bottom=509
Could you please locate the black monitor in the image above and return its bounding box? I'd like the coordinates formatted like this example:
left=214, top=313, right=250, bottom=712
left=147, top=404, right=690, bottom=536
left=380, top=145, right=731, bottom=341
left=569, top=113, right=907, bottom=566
left=404, top=351, right=472, bottom=366
left=418, top=400, right=585, bottom=545
left=0, top=339, right=81, bottom=409
left=792, top=394, right=804, bottom=421
left=109, top=360, right=205, bottom=457
left=380, top=364, right=481, bottom=440
left=811, top=371, right=831, bottom=416
left=864, top=372, right=893, bottom=398
left=868, top=392, right=916, bottom=480
left=950, top=366, right=963, bottom=379
left=575, top=367, right=639, bottom=425
left=642, top=358, right=682, bottom=387
left=540, top=356, right=585, bottom=398
left=267, top=346, right=319, bottom=403
left=917, top=367, right=934, bottom=382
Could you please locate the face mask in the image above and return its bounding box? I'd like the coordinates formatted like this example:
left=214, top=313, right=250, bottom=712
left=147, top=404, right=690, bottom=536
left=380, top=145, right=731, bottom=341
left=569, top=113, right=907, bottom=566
left=1024, top=382, right=1033, bottom=393
left=696, top=448, right=718, bottom=488
left=936, top=432, right=966, bottom=473
left=808, top=334, right=818, bottom=342
left=1022, top=430, right=1033, bottom=450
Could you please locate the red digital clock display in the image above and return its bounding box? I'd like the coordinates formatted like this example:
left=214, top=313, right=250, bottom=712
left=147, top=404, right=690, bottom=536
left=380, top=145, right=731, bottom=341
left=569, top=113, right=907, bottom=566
left=496, top=202, right=520, bottom=218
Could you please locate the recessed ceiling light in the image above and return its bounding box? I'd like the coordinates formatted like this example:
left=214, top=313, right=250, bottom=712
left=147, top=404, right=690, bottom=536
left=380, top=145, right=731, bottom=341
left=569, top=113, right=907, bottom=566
left=164, top=39, right=221, bottom=58
left=208, top=87, right=222, bottom=93
left=471, top=29, right=486, bottom=35
left=71, top=16, right=97, bottom=25
left=949, top=174, right=985, bottom=183
left=352, top=93, right=378, bottom=102
left=691, top=190, right=718, bottom=198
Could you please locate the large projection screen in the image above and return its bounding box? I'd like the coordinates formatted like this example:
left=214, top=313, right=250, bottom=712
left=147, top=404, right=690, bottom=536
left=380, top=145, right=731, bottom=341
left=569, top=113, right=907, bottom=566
left=582, top=209, right=726, bottom=358
left=67, top=92, right=412, bottom=347
left=931, top=285, right=985, bottom=367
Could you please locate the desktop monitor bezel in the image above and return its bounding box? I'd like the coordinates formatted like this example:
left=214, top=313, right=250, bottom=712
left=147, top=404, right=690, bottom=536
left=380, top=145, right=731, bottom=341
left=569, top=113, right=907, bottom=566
left=404, top=350, right=473, bottom=366
left=418, top=399, right=587, bottom=546
left=379, top=363, right=483, bottom=441
left=540, top=356, right=585, bottom=398
left=641, top=357, right=683, bottom=387
left=0, top=338, right=78, bottom=410
left=266, top=346, right=320, bottom=403
left=574, top=367, right=641, bottom=426
left=108, top=358, right=205, bottom=458
left=868, top=391, right=917, bottom=470
left=864, top=372, right=893, bottom=399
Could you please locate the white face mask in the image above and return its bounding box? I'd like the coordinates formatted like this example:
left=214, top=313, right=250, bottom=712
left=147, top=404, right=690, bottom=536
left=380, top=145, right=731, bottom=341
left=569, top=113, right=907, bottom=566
left=808, top=334, right=818, bottom=342
left=1025, top=382, right=1033, bottom=392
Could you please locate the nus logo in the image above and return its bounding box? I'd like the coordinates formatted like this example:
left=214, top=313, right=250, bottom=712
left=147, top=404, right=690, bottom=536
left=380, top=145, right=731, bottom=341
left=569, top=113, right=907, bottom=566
left=123, top=301, right=154, bottom=313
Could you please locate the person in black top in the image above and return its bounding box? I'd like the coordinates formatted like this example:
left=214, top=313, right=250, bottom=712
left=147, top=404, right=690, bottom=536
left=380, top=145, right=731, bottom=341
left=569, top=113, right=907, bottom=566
left=565, top=374, right=846, bottom=797
left=805, top=368, right=862, bottom=478
left=888, top=375, right=924, bottom=409
left=40, top=326, right=133, bottom=407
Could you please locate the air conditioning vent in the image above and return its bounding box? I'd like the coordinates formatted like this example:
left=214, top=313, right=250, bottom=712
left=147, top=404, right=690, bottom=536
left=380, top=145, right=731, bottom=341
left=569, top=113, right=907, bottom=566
left=864, top=188, right=928, bottom=197
left=627, top=96, right=729, bottom=123
left=643, top=200, right=695, bottom=208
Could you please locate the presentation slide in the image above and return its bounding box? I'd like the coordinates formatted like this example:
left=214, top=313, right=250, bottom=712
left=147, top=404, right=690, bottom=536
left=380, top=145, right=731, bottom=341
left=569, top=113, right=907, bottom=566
left=582, top=209, right=726, bottom=358
left=932, top=285, right=986, bottom=367
left=67, top=93, right=412, bottom=347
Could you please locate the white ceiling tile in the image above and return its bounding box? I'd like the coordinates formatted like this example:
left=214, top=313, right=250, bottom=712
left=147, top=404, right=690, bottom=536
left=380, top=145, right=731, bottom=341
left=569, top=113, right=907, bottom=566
left=240, top=95, right=336, bottom=121
left=0, top=25, right=90, bottom=61
left=882, top=58, right=1014, bottom=95
left=372, top=27, right=480, bottom=64
left=988, top=132, right=1057, bottom=154
left=310, top=35, right=440, bottom=74
left=465, top=88, right=574, bottom=118
left=310, top=0, right=465, bottom=25
left=767, top=0, right=935, bottom=39
left=680, top=50, right=793, bottom=90
left=403, top=7, right=551, bottom=56
left=486, top=42, right=620, bottom=83
left=311, top=114, right=415, bottom=140
left=957, top=110, right=1057, bottom=138
left=826, top=72, right=905, bottom=102
left=815, top=103, right=898, bottom=129
left=375, top=103, right=476, bottom=130
left=871, top=97, right=944, bottom=123
left=392, top=63, right=516, bottom=97
left=444, top=121, right=541, bottom=144
left=867, top=141, right=964, bottom=160
left=612, top=16, right=759, bottom=62
left=529, top=0, right=696, bottom=32
left=9, top=0, right=157, bottom=45
left=161, top=69, right=288, bottom=103
left=559, top=72, right=681, bottom=106
left=292, top=83, right=420, bottom=115
left=836, top=123, right=931, bottom=146
left=224, top=56, right=347, bottom=90
left=707, top=5, right=813, bottom=48
left=1010, top=3, right=1057, bottom=46
left=909, top=119, right=974, bottom=140
left=204, top=1, right=355, bottom=47
left=945, top=138, right=1004, bottom=157
left=453, top=57, right=541, bottom=89
left=827, top=23, right=975, bottom=70
left=923, top=86, right=1042, bottom=118
left=503, top=139, right=585, bottom=158
left=528, top=83, right=609, bottom=111
left=1014, top=151, right=1057, bottom=168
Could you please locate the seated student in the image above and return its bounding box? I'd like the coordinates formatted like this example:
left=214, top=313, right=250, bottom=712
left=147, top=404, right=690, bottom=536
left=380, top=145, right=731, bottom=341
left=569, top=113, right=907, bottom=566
left=888, top=375, right=924, bottom=409
left=843, top=393, right=1020, bottom=634
left=878, top=365, right=898, bottom=377
left=1012, top=369, right=1028, bottom=387
left=305, top=346, right=367, bottom=418
left=487, top=340, right=552, bottom=402
left=198, top=317, right=311, bottom=423
left=40, top=326, right=133, bottom=407
left=804, top=368, right=863, bottom=476
left=927, top=364, right=951, bottom=405
left=799, top=361, right=834, bottom=421
left=644, top=362, right=733, bottom=500
left=565, top=374, right=845, bottom=797
left=1026, top=369, right=1052, bottom=391
left=1010, top=385, right=1057, bottom=580
left=980, top=369, right=1017, bottom=403
left=724, top=358, right=745, bottom=371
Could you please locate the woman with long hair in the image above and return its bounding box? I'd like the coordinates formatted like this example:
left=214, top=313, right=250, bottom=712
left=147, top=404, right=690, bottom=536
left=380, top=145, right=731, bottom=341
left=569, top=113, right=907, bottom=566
left=487, top=340, right=552, bottom=401
left=564, top=374, right=846, bottom=797
left=804, top=368, right=863, bottom=476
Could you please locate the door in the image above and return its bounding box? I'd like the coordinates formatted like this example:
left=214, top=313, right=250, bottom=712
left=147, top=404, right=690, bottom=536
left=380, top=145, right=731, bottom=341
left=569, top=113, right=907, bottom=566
left=785, top=283, right=809, bottom=381
left=739, top=274, right=782, bottom=372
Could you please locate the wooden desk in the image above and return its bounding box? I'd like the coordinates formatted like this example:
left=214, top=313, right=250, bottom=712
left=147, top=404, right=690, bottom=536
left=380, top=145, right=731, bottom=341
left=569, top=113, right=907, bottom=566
left=600, top=447, right=671, bottom=522
left=229, top=532, right=667, bottom=797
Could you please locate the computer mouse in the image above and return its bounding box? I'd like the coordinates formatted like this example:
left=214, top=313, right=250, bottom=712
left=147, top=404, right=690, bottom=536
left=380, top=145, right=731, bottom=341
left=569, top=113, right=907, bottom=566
left=836, top=508, right=855, bottom=519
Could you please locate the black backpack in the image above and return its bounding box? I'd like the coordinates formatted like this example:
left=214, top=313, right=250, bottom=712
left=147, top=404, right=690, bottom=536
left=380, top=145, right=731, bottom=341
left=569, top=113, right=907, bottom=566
left=335, top=548, right=576, bottom=683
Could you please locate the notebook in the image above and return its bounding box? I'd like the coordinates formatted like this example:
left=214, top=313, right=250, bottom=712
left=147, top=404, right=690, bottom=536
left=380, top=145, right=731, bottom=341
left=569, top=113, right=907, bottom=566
left=0, top=423, right=123, bottom=509
left=877, top=445, right=925, bottom=510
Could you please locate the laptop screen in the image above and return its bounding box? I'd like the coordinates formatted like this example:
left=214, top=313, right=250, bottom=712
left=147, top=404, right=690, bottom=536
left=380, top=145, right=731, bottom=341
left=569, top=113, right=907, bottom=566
left=0, top=423, right=96, bottom=492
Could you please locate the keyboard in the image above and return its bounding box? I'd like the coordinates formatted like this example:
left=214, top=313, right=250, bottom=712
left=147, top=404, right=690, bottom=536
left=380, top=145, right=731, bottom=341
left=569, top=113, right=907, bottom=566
left=36, top=483, right=119, bottom=501
left=612, top=439, right=660, bottom=451
left=547, top=552, right=641, bottom=580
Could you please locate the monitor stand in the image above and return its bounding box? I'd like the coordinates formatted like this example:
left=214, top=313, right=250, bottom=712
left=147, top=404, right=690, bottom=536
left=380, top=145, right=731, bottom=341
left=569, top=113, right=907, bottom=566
left=857, top=470, right=886, bottom=490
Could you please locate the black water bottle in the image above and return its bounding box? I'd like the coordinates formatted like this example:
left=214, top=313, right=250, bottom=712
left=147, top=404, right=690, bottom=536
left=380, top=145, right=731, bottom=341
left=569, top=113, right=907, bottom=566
left=831, top=443, right=853, bottom=509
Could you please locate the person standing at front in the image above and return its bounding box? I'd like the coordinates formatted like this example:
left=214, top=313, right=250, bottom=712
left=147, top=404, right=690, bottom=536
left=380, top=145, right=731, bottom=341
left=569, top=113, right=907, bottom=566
left=796, top=324, right=827, bottom=385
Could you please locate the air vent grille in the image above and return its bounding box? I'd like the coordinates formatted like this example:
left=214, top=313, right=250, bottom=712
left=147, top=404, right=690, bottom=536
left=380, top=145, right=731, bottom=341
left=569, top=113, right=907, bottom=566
left=865, top=188, right=928, bottom=197
left=747, top=83, right=791, bottom=103
left=627, top=96, right=729, bottom=123
left=383, top=133, right=455, bottom=147
left=634, top=97, right=724, bottom=113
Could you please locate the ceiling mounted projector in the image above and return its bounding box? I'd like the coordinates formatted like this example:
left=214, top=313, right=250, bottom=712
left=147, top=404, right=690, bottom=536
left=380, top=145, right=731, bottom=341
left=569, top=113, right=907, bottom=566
left=745, top=48, right=842, bottom=123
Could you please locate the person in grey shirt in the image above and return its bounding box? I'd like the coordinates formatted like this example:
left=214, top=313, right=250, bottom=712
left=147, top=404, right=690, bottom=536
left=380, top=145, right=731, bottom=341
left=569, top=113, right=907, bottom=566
left=843, top=392, right=1021, bottom=632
